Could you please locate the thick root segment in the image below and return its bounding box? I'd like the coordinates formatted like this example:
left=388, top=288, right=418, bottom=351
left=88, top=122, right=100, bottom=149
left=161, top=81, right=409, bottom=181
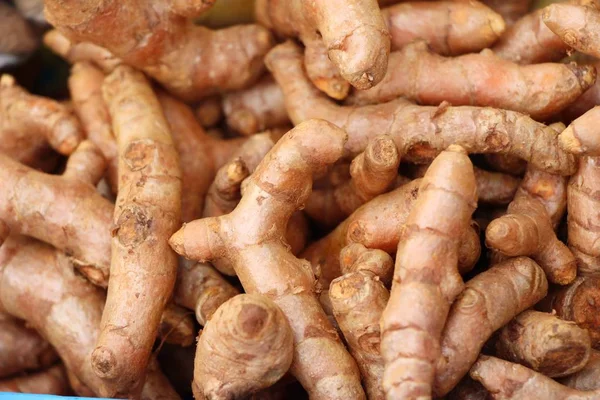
left=0, top=312, right=57, bottom=378
left=305, top=135, right=400, bottom=228
left=0, top=143, right=113, bottom=287
left=485, top=165, right=576, bottom=285
left=92, top=66, right=182, bottom=397
left=303, top=38, right=351, bottom=100
left=44, top=1, right=273, bottom=101
left=0, top=236, right=180, bottom=399
left=266, top=41, right=575, bottom=175
left=561, top=107, right=600, bottom=156
left=470, top=356, right=600, bottom=400
left=568, top=156, right=600, bottom=275
left=346, top=41, right=596, bottom=120
left=434, top=252, right=548, bottom=397
left=223, top=76, right=290, bottom=136
left=482, top=0, right=532, bottom=26
left=0, top=74, right=83, bottom=165
left=302, top=179, right=481, bottom=288
left=380, top=145, right=477, bottom=399
left=255, top=0, right=390, bottom=90
left=174, top=261, right=239, bottom=325
left=0, top=364, right=70, bottom=395
left=68, top=62, right=119, bottom=193
left=383, top=1, right=505, bottom=55
left=474, top=167, right=521, bottom=206
left=170, top=120, right=365, bottom=400
left=330, top=245, right=392, bottom=400
left=194, top=294, right=294, bottom=400
left=543, top=2, right=600, bottom=59
left=496, top=310, right=591, bottom=378
left=547, top=276, right=600, bottom=348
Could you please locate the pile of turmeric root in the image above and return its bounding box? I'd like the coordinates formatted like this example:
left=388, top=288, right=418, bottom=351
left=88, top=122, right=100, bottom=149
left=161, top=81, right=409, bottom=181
left=7, top=0, right=600, bottom=399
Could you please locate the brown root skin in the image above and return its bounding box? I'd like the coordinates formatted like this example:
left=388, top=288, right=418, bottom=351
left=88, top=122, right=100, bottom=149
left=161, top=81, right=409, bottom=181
left=305, top=135, right=400, bottom=229
left=174, top=261, right=239, bottom=326
left=159, top=92, right=244, bottom=222
left=482, top=0, right=532, bottom=26
left=222, top=75, right=290, bottom=136
left=546, top=276, right=600, bottom=347
left=255, top=0, right=390, bottom=89
left=0, top=313, right=58, bottom=378
left=560, top=350, right=600, bottom=390
left=266, top=41, right=576, bottom=175
left=91, top=66, right=182, bottom=398
left=563, top=61, right=600, bottom=120
left=447, top=377, right=489, bottom=400
left=0, top=364, right=71, bottom=395
left=44, top=1, right=273, bottom=101
left=194, top=95, right=222, bottom=128
left=517, top=166, right=568, bottom=229
left=304, top=37, right=350, bottom=100
left=0, top=236, right=180, bottom=399
left=383, top=1, right=505, bottom=55
left=568, top=156, right=600, bottom=275
left=302, top=179, right=481, bottom=287
left=496, top=310, right=591, bottom=377
left=43, top=30, right=122, bottom=73
left=543, top=2, right=600, bottom=59
left=68, top=62, right=119, bottom=193
left=470, top=356, right=600, bottom=400
left=339, top=243, right=394, bottom=286
left=157, top=303, right=195, bottom=347
left=330, top=270, right=389, bottom=400
left=170, top=0, right=216, bottom=17
left=381, top=145, right=477, bottom=399
left=0, top=2, right=38, bottom=56
left=484, top=153, right=526, bottom=176
left=194, top=294, right=294, bottom=400
left=0, top=74, right=83, bottom=165
left=561, top=107, right=600, bottom=156
left=435, top=257, right=548, bottom=397
left=170, top=120, right=365, bottom=400
left=474, top=167, right=520, bottom=206
left=493, top=7, right=568, bottom=64
left=0, top=149, right=113, bottom=287
left=346, top=42, right=596, bottom=120
left=485, top=192, right=577, bottom=286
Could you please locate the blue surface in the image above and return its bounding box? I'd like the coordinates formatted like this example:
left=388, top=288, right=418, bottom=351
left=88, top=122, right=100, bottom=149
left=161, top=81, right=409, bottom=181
left=0, top=395, right=108, bottom=400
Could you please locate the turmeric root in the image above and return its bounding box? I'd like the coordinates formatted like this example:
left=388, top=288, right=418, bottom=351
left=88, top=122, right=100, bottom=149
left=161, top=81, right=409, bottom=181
left=544, top=276, right=600, bottom=347
left=496, top=310, right=591, bottom=377
left=0, top=312, right=57, bottom=378
left=194, top=96, right=222, bottom=128
left=302, top=179, right=481, bottom=287
left=560, top=350, right=600, bottom=390
left=174, top=261, right=239, bottom=325
left=484, top=154, right=527, bottom=176
left=157, top=303, right=196, bottom=348
left=568, top=156, right=600, bottom=275
left=193, top=294, right=294, bottom=400
left=482, top=0, right=532, bottom=25
left=560, top=107, right=600, bottom=156
left=170, top=120, right=365, bottom=400
left=305, top=135, right=400, bottom=228
left=380, top=145, right=477, bottom=399
left=266, top=41, right=576, bottom=175
left=543, top=1, right=600, bottom=59
left=223, top=76, right=290, bottom=136
left=0, top=2, right=38, bottom=62
left=0, top=142, right=112, bottom=286
left=470, top=355, right=600, bottom=400
left=563, top=61, right=600, bottom=120
left=91, top=66, right=181, bottom=397
left=434, top=257, right=548, bottom=397
left=474, top=167, right=521, bottom=206
left=68, top=62, right=119, bottom=193
left=0, top=364, right=70, bottom=395
left=255, top=0, right=390, bottom=90
left=303, top=38, right=351, bottom=100
left=329, top=244, right=392, bottom=399
left=345, top=41, right=596, bottom=121
left=0, top=74, right=83, bottom=166
left=447, top=377, right=489, bottom=400
left=44, top=0, right=274, bottom=101
left=0, top=236, right=180, bottom=399
left=485, top=167, right=576, bottom=285
left=383, top=1, right=505, bottom=55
